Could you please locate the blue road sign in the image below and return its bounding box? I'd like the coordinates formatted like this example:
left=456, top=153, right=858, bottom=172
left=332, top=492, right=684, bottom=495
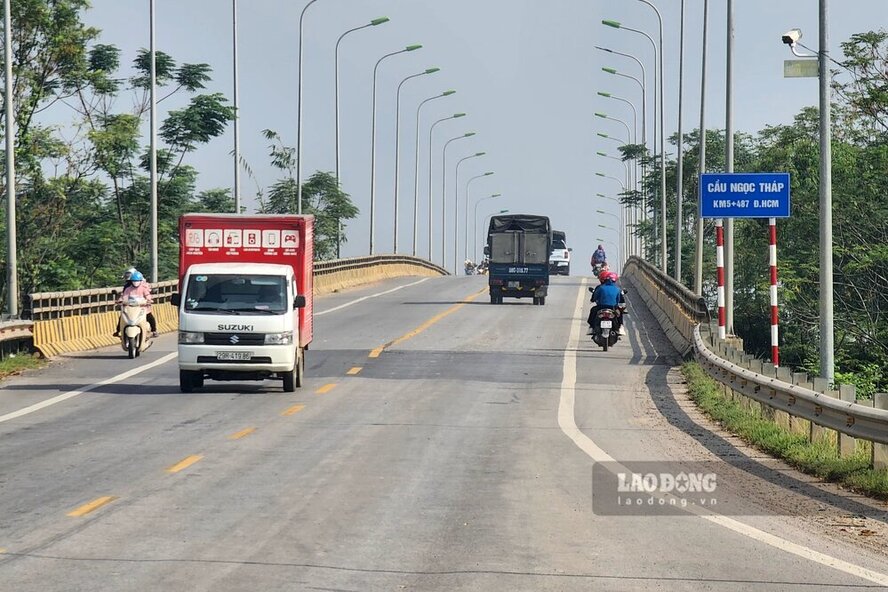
left=700, top=172, right=791, bottom=218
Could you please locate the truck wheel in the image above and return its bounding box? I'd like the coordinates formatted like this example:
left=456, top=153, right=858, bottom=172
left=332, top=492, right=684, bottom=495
left=179, top=370, right=196, bottom=393
left=532, top=297, right=540, bottom=305
left=539, top=297, right=546, bottom=305
left=295, top=350, right=304, bottom=388
left=282, top=369, right=296, bottom=393
left=490, top=293, right=497, bottom=304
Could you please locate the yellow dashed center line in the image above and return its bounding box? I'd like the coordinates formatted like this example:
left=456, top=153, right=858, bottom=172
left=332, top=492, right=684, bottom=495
left=229, top=427, right=256, bottom=440
left=369, top=287, right=487, bottom=358
left=67, top=496, right=117, bottom=517
left=315, top=383, right=337, bottom=395
left=346, top=367, right=363, bottom=375
left=166, top=454, right=204, bottom=474
left=281, top=403, right=305, bottom=416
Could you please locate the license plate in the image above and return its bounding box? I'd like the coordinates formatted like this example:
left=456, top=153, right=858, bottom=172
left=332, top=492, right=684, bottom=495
left=508, top=281, right=520, bottom=288
left=600, top=320, right=613, bottom=329
left=216, top=351, right=253, bottom=361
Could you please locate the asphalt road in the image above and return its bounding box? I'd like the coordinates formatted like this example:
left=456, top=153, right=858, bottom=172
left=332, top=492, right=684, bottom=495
left=1, top=275, right=887, bottom=591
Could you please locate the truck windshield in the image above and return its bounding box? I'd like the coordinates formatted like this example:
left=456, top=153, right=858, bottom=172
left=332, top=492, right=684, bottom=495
left=183, top=274, right=288, bottom=314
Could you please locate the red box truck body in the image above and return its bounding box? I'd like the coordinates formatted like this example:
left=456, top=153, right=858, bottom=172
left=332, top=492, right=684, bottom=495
left=178, top=214, right=313, bottom=347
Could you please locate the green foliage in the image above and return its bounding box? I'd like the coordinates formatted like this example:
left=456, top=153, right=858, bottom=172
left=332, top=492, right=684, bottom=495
left=0, top=0, right=235, bottom=308
left=258, top=131, right=359, bottom=260
left=683, top=362, right=888, bottom=500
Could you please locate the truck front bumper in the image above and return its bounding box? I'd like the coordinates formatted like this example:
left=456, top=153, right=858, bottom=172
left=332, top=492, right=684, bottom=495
left=179, top=343, right=297, bottom=373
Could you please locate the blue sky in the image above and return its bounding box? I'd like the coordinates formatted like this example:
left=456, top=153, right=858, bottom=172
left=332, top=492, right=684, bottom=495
left=77, top=0, right=885, bottom=272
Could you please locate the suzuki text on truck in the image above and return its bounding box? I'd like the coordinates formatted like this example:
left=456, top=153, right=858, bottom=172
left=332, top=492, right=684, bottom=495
left=486, top=214, right=552, bottom=305
left=172, top=214, right=313, bottom=393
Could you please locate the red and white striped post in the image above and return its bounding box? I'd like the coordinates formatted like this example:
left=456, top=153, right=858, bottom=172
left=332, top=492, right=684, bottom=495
left=769, top=218, right=779, bottom=366
left=716, top=219, right=726, bottom=340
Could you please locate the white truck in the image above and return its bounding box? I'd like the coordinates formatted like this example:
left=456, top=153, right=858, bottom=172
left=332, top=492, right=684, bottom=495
left=172, top=214, right=314, bottom=393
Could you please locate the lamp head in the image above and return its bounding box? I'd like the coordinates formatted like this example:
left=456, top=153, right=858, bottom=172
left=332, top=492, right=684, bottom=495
left=442, top=90, right=456, bottom=96
left=370, top=17, right=390, bottom=26
left=425, top=67, right=440, bottom=74
left=405, top=44, right=422, bottom=51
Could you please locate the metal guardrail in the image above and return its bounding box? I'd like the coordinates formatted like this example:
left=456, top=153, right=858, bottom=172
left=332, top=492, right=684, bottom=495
left=0, top=320, right=34, bottom=356
left=694, top=324, right=888, bottom=446
left=25, top=254, right=447, bottom=321
left=623, top=255, right=888, bottom=464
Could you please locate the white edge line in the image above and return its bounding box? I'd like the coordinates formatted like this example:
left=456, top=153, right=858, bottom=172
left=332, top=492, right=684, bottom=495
left=558, top=279, right=888, bottom=587
left=315, top=277, right=430, bottom=317
left=0, top=352, right=179, bottom=424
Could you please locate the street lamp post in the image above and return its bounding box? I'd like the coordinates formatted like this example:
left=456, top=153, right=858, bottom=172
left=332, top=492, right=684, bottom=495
left=464, top=172, right=494, bottom=261
left=412, top=91, right=456, bottom=256
left=334, top=17, right=390, bottom=258
left=595, top=173, right=626, bottom=268
left=674, top=0, right=687, bottom=282
left=149, top=0, right=158, bottom=283
left=598, top=94, right=638, bottom=257
left=603, top=17, right=666, bottom=274
left=597, top=224, right=621, bottom=270
left=4, top=0, right=17, bottom=316
left=473, top=194, right=502, bottom=262
left=600, top=61, right=648, bottom=257
left=427, top=113, right=466, bottom=260
left=232, top=0, right=240, bottom=213
left=296, top=0, right=321, bottom=216
left=781, top=6, right=833, bottom=380
left=453, top=153, right=487, bottom=274
left=441, top=132, right=476, bottom=270
left=394, top=67, right=440, bottom=253
left=369, top=44, right=422, bottom=254
left=335, top=16, right=389, bottom=185
left=694, top=0, right=710, bottom=295
left=597, top=151, right=630, bottom=259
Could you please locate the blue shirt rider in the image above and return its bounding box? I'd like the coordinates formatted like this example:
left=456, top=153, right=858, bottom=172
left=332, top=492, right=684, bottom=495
left=591, top=244, right=607, bottom=266
left=588, top=271, right=625, bottom=334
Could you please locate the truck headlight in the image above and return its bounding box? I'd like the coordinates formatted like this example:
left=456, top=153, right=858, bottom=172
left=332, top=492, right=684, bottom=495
left=178, top=331, right=205, bottom=344
left=264, top=331, right=294, bottom=345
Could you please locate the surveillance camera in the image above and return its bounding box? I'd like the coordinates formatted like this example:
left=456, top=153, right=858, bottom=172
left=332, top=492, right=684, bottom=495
left=782, top=28, right=802, bottom=45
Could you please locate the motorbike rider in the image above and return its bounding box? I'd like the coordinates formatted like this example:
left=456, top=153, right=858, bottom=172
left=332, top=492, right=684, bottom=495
left=591, top=244, right=607, bottom=267
left=116, top=270, right=158, bottom=338
left=587, top=271, right=625, bottom=336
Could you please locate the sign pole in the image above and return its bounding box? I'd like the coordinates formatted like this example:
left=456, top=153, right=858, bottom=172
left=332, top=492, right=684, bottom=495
left=769, top=218, right=779, bottom=366
left=715, top=219, right=725, bottom=340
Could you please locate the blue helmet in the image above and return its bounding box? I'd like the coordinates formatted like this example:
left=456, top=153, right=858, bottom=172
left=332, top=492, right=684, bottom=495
left=130, top=271, right=144, bottom=282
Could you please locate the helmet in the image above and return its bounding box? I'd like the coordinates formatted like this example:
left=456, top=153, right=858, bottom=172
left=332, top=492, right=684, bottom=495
left=123, top=266, right=137, bottom=280
left=598, top=244, right=604, bottom=250
left=130, top=271, right=144, bottom=282
left=600, top=271, right=616, bottom=283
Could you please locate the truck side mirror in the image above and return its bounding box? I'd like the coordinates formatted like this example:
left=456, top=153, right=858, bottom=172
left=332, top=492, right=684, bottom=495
left=483, top=246, right=490, bottom=256
left=568, top=247, right=573, bottom=252
left=293, top=295, right=306, bottom=309
left=170, top=293, right=180, bottom=307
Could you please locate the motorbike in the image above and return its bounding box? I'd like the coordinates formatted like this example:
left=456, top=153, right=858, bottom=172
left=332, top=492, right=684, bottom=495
left=592, top=262, right=608, bottom=278
left=591, top=307, right=621, bottom=351
left=118, top=296, right=153, bottom=359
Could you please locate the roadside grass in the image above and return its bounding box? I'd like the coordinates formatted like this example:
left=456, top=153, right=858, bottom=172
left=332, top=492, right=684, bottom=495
left=0, top=354, right=46, bottom=381
left=682, top=361, right=888, bottom=501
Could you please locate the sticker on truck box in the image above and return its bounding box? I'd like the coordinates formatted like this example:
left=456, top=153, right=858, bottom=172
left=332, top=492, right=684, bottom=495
left=186, top=229, right=204, bottom=248
left=262, top=230, right=281, bottom=250
left=282, top=230, right=300, bottom=249
left=223, top=229, right=242, bottom=247
left=243, top=229, right=261, bottom=249
left=205, top=230, right=223, bottom=248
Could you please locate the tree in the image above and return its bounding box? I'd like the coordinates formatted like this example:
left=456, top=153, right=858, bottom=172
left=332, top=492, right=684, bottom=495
left=258, top=130, right=359, bottom=260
